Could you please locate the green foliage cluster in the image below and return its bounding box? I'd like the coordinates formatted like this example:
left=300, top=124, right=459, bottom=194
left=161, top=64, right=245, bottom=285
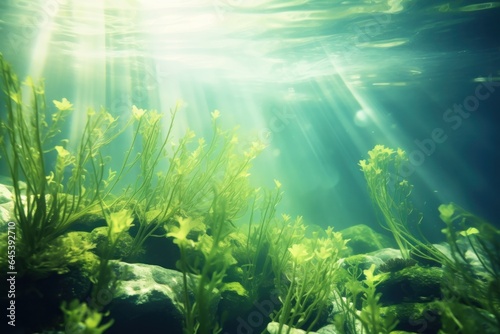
left=61, top=299, right=114, bottom=334
left=268, top=215, right=348, bottom=333
left=0, top=56, right=398, bottom=334
left=27, top=232, right=98, bottom=278
left=165, top=178, right=350, bottom=334
left=117, top=107, right=261, bottom=260
left=0, top=54, right=126, bottom=277
left=358, top=145, right=417, bottom=259
left=378, top=258, right=416, bottom=273
left=6, top=52, right=500, bottom=334
left=358, top=144, right=500, bottom=334
left=167, top=199, right=236, bottom=334
left=334, top=264, right=397, bottom=334
left=240, top=181, right=284, bottom=297
left=0, top=54, right=277, bottom=333
left=89, top=209, right=135, bottom=311
left=438, top=203, right=500, bottom=333
left=161, top=118, right=270, bottom=333
left=358, top=145, right=449, bottom=265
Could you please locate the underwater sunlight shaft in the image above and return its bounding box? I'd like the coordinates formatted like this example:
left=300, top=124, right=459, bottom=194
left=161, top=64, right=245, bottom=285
left=0, top=0, right=499, bottom=227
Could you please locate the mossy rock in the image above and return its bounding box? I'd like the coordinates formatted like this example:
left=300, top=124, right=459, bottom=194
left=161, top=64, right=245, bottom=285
left=377, top=266, right=443, bottom=304
left=340, top=224, right=396, bottom=255
left=342, top=253, right=385, bottom=272
left=381, top=302, right=441, bottom=334
left=109, top=262, right=192, bottom=334
left=89, top=227, right=137, bottom=260
left=219, top=282, right=253, bottom=321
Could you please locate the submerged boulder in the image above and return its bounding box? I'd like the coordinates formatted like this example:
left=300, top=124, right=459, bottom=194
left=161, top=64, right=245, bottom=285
left=377, top=266, right=443, bottom=305
left=0, top=183, right=13, bottom=228
left=267, top=322, right=315, bottom=334
left=381, top=302, right=441, bottom=334
left=108, top=262, right=196, bottom=334
left=0, top=183, right=12, bottom=204
left=340, top=224, right=395, bottom=255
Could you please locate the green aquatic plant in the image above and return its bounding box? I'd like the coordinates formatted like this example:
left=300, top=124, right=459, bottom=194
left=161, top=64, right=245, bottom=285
left=240, top=180, right=283, bottom=298
left=359, top=145, right=500, bottom=333
left=269, top=220, right=348, bottom=333
left=359, top=145, right=449, bottom=265
left=26, top=232, right=98, bottom=278
left=117, top=107, right=260, bottom=260
left=438, top=203, right=500, bottom=333
left=167, top=197, right=237, bottom=334
left=333, top=264, right=397, bottom=334
left=0, top=54, right=128, bottom=276
left=90, top=209, right=135, bottom=310
left=0, top=54, right=286, bottom=334
left=356, top=264, right=397, bottom=334
left=162, top=114, right=266, bottom=334
left=359, top=145, right=415, bottom=259
left=103, top=105, right=179, bottom=259
left=61, top=299, right=114, bottom=334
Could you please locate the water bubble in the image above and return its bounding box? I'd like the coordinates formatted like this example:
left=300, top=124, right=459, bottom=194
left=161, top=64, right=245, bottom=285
left=354, top=109, right=369, bottom=127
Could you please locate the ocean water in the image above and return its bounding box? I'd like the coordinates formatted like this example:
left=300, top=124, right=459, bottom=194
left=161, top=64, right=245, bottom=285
left=0, top=0, right=499, bottom=235
left=0, top=0, right=500, bottom=333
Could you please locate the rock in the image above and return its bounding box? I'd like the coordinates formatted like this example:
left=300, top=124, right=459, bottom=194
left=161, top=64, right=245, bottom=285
left=267, top=322, right=316, bottom=334
left=341, top=253, right=385, bottom=272
left=340, top=224, right=396, bottom=255
left=0, top=183, right=13, bottom=227
left=219, top=281, right=252, bottom=321
left=0, top=183, right=12, bottom=204
left=0, top=206, right=11, bottom=229
left=378, top=258, right=417, bottom=273
left=370, top=248, right=404, bottom=263
left=108, top=262, right=187, bottom=334
left=265, top=317, right=337, bottom=334
left=377, top=266, right=443, bottom=305
left=381, top=302, right=441, bottom=334
left=89, top=227, right=138, bottom=259
left=316, top=324, right=340, bottom=334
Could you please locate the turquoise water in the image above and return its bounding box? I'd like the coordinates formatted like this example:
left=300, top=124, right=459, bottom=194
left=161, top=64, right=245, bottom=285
left=1, top=0, right=499, bottom=234
left=1, top=2, right=500, bottom=334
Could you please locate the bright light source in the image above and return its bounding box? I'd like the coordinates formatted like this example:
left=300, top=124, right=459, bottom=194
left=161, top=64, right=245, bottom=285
left=354, top=110, right=369, bottom=127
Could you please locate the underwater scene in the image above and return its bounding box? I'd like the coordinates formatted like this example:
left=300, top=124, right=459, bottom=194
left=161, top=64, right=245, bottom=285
left=0, top=1, right=499, bottom=333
